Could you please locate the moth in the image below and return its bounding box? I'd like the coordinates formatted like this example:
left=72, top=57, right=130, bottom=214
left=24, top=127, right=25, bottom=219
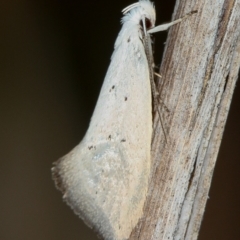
left=52, top=1, right=194, bottom=239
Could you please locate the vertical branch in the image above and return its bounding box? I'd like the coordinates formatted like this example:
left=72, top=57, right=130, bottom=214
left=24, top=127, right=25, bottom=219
left=130, top=0, right=240, bottom=239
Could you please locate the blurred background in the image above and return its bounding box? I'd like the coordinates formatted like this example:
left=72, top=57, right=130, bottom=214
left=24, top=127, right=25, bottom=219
left=0, top=0, right=239, bottom=239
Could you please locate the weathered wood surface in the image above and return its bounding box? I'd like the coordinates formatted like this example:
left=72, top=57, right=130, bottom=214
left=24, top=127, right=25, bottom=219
left=129, top=0, right=240, bottom=239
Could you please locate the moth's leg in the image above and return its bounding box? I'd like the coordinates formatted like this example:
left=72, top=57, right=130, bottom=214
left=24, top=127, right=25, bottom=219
left=148, top=10, right=197, bottom=34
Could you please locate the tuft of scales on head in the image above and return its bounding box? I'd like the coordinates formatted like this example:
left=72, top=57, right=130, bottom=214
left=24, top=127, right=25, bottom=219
left=121, top=0, right=156, bottom=30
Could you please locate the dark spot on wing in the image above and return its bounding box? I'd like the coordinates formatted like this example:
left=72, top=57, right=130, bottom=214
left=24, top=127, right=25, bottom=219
left=88, top=145, right=96, bottom=150
left=109, top=85, right=115, bottom=92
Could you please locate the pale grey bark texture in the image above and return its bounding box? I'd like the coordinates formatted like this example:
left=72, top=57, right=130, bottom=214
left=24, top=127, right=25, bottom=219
left=129, top=0, right=240, bottom=239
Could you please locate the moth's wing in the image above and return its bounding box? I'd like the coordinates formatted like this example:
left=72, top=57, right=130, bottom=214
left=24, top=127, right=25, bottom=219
left=52, top=27, right=152, bottom=240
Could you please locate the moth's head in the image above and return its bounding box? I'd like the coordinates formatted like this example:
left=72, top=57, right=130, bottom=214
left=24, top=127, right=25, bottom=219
left=121, top=0, right=156, bottom=33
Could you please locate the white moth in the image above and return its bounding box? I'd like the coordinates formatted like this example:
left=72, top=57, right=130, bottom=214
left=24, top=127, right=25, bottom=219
left=52, top=1, right=193, bottom=239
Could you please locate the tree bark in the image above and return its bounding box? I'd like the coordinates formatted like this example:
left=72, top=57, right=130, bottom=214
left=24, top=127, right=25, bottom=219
left=129, top=0, right=240, bottom=239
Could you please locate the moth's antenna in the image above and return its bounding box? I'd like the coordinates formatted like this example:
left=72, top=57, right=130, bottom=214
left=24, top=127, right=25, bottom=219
left=122, top=2, right=140, bottom=14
